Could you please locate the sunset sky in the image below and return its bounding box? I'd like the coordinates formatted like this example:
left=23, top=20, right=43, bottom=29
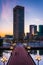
left=0, top=0, right=43, bottom=37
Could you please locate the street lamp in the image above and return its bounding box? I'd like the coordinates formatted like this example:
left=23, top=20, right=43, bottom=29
left=12, top=43, right=16, bottom=46
left=10, top=46, right=13, bottom=50
left=1, top=56, right=8, bottom=65
left=35, top=55, right=41, bottom=65
left=27, top=46, right=31, bottom=49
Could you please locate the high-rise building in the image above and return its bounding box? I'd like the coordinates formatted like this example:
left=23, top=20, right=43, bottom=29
left=13, top=5, right=24, bottom=41
left=39, top=25, right=43, bottom=33
left=30, top=25, right=37, bottom=35
left=39, top=25, right=43, bottom=36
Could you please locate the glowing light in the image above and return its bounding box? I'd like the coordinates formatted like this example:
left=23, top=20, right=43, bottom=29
left=1, top=56, right=8, bottom=65
left=10, top=46, right=13, bottom=50
left=35, top=55, right=41, bottom=65
left=27, top=46, right=31, bottom=49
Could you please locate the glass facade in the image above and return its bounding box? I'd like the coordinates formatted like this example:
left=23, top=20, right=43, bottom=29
left=13, top=6, right=24, bottom=41
left=30, top=25, right=37, bottom=35
left=39, top=25, right=43, bottom=36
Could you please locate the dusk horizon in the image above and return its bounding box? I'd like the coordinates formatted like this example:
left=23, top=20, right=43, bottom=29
left=0, top=0, right=43, bottom=37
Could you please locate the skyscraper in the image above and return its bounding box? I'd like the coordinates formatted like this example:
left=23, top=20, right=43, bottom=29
left=13, top=5, right=24, bottom=41
left=39, top=25, right=43, bottom=33
left=30, top=25, right=37, bottom=35
left=39, top=25, right=43, bottom=36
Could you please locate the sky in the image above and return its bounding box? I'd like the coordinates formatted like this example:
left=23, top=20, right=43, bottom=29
left=0, top=0, right=43, bottom=37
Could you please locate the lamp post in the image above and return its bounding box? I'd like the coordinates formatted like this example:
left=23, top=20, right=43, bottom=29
left=35, top=55, right=41, bottom=65
left=10, top=46, right=13, bottom=50
left=1, top=56, right=8, bottom=65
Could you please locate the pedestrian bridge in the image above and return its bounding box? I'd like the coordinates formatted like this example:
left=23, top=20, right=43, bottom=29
left=7, top=46, right=36, bottom=65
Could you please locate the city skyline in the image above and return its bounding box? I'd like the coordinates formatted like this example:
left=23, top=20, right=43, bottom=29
left=0, top=0, right=43, bottom=37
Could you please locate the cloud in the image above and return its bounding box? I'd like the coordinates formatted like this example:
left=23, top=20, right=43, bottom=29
left=1, top=0, right=12, bottom=22
left=29, top=18, right=43, bottom=25
left=0, top=0, right=13, bottom=35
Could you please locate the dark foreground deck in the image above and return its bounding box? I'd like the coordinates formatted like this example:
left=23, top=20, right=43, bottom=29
left=0, top=46, right=43, bottom=50
left=7, top=46, right=36, bottom=65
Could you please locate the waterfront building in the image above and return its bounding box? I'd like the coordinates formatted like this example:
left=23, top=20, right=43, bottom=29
left=26, top=33, right=29, bottom=39
left=30, top=25, right=37, bottom=35
left=26, top=33, right=33, bottom=41
left=39, top=25, right=43, bottom=36
left=13, top=5, right=24, bottom=42
left=5, top=35, right=13, bottom=38
left=37, top=25, right=43, bottom=41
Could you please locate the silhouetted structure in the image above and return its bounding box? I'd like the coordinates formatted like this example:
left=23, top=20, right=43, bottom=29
left=5, top=35, right=13, bottom=38
left=0, top=38, right=3, bottom=57
left=0, top=38, right=3, bottom=46
left=30, top=25, right=37, bottom=35
left=39, top=25, right=43, bottom=36
left=37, top=25, right=43, bottom=41
left=13, top=5, right=24, bottom=42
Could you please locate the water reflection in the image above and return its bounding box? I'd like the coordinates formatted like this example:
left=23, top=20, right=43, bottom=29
left=0, top=50, right=3, bottom=57
left=0, top=50, right=43, bottom=65
left=0, top=50, right=11, bottom=65
left=31, top=54, right=43, bottom=65
left=39, top=50, right=43, bottom=55
left=0, top=42, right=43, bottom=65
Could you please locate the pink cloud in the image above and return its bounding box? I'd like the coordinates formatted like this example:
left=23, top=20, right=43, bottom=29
left=0, top=0, right=17, bottom=35
left=1, top=1, right=13, bottom=35
left=1, top=1, right=12, bottom=22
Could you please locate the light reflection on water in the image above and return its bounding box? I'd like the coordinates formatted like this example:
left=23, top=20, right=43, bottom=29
left=31, top=54, right=43, bottom=65
left=0, top=50, right=43, bottom=65
left=0, top=50, right=11, bottom=65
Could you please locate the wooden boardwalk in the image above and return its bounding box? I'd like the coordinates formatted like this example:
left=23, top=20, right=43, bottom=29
left=7, top=46, right=36, bottom=65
